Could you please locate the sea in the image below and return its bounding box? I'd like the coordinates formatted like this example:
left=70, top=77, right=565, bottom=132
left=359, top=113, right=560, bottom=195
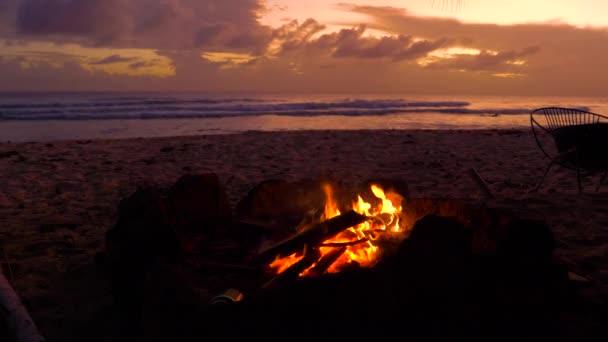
left=0, top=93, right=606, bottom=142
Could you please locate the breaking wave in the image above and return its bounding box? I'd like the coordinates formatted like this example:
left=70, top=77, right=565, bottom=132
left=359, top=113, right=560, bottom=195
left=0, top=96, right=552, bottom=121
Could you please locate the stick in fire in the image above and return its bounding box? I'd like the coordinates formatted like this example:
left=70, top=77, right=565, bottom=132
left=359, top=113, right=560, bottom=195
left=256, top=210, right=369, bottom=265
left=262, top=245, right=321, bottom=289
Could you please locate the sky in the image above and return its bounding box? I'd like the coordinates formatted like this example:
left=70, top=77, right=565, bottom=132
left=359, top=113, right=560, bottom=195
left=0, top=0, right=607, bottom=95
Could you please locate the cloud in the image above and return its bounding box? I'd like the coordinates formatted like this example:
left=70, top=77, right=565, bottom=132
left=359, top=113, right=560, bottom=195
left=328, top=3, right=608, bottom=93
left=423, top=46, right=540, bottom=71
left=16, top=0, right=130, bottom=40
left=1, top=2, right=608, bottom=95
left=340, top=3, right=608, bottom=53
left=271, top=19, right=448, bottom=61
left=323, top=26, right=447, bottom=60
left=0, top=40, right=175, bottom=77
left=272, top=18, right=327, bottom=52
left=7, top=0, right=272, bottom=51
left=129, top=60, right=160, bottom=69
left=91, top=54, right=138, bottom=65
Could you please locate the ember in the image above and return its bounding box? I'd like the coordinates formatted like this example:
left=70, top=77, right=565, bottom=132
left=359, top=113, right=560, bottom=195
left=267, top=183, right=408, bottom=276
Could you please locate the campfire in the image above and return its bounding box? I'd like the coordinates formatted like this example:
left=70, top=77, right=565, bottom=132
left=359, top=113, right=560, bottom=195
left=265, top=183, right=408, bottom=278
left=104, top=173, right=573, bottom=340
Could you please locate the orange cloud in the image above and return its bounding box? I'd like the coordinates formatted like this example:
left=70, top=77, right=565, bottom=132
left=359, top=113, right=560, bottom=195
left=269, top=19, right=448, bottom=61
left=0, top=1, right=607, bottom=96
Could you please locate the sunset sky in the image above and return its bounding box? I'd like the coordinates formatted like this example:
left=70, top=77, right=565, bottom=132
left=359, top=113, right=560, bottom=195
left=0, top=0, right=607, bottom=95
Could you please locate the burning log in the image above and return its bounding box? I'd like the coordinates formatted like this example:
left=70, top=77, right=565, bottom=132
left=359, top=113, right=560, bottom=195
left=307, top=247, right=347, bottom=276
left=256, top=210, right=368, bottom=264
left=319, top=239, right=369, bottom=247
left=263, top=246, right=321, bottom=289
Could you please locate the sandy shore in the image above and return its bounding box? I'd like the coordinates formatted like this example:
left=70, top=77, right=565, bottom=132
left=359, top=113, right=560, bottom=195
left=0, top=129, right=607, bottom=340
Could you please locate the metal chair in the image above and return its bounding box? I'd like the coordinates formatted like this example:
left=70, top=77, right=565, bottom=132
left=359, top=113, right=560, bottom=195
left=530, top=107, right=608, bottom=192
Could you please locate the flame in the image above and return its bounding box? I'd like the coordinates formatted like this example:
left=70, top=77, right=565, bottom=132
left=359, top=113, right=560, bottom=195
left=269, top=252, right=304, bottom=274
left=321, top=183, right=341, bottom=220
left=268, top=183, right=406, bottom=276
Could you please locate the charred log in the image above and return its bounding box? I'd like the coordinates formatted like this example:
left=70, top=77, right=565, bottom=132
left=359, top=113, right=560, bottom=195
left=256, top=210, right=368, bottom=264
left=307, top=247, right=347, bottom=276
left=319, top=239, right=369, bottom=247
left=262, top=247, right=321, bottom=289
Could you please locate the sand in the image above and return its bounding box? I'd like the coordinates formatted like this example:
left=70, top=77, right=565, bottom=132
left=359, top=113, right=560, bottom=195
left=0, top=129, right=607, bottom=340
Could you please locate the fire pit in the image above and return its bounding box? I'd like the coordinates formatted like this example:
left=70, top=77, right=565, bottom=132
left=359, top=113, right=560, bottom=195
left=104, top=174, right=570, bottom=340
left=261, top=183, right=407, bottom=281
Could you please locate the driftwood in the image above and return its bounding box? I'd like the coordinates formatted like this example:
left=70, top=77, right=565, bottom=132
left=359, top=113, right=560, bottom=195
left=256, top=210, right=368, bottom=264
left=0, top=266, right=46, bottom=342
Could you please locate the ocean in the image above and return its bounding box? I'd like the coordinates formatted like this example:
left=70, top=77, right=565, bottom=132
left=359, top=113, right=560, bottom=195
left=0, top=93, right=606, bottom=142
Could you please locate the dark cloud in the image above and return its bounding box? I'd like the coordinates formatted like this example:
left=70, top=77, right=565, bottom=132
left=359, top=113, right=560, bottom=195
left=129, top=59, right=163, bottom=69
left=327, top=26, right=447, bottom=60
left=6, top=0, right=272, bottom=51
left=273, top=19, right=327, bottom=52
left=91, top=54, right=138, bottom=65
left=273, top=19, right=448, bottom=61
left=17, top=0, right=130, bottom=40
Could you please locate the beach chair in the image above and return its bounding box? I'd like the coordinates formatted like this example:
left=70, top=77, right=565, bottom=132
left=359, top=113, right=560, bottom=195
left=530, top=107, right=608, bottom=192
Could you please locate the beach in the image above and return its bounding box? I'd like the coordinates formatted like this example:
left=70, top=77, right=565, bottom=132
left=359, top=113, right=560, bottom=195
left=1, top=129, right=607, bottom=340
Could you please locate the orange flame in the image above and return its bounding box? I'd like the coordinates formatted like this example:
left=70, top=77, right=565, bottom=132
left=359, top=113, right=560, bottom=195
left=269, top=183, right=406, bottom=276
left=269, top=252, right=304, bottom=274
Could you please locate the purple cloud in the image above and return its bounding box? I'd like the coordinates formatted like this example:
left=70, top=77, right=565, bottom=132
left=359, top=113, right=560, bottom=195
left=9, top=0, right=272, bottom=50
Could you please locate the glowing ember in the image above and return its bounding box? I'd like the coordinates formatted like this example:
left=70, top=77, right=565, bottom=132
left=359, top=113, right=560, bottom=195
left=268, top=183, right=406, bottom=276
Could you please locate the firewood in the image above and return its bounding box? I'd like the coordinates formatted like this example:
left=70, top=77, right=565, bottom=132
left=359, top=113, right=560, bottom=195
left=307, top=247, right=347, bottom=276
left=262, top=246, right=321, bottom=289
left=256, top=210, right=368, bottom=264
left=319, top=238, right=369, bottom=247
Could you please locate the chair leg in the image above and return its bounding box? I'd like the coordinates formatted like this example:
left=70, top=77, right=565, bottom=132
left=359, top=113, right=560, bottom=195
left=534, top=161, right=553, bottom=192
left=597, top=170, right=608, bottom=192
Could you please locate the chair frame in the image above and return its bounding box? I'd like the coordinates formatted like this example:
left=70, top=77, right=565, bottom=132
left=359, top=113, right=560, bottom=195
left=530, top=107, right=608, bottom=192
